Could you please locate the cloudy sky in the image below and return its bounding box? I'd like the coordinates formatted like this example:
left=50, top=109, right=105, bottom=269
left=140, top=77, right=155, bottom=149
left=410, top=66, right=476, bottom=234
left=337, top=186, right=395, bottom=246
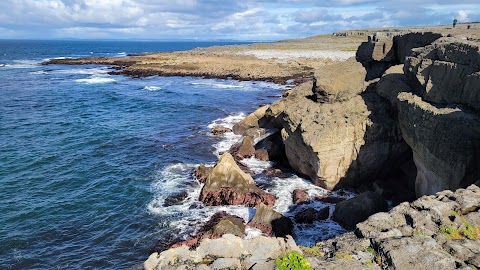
left=0, top=0, right=479, bottom=40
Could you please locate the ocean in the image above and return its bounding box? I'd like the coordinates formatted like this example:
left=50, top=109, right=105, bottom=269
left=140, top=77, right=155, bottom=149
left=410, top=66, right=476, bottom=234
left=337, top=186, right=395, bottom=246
left=0, top=40, right=350, bottom=269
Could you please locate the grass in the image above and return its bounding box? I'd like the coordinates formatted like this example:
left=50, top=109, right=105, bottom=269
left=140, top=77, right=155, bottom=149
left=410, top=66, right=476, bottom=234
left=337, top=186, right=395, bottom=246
left=335, top=252, right=353, bottom=259
left=299, top=245, right=323, bottom=257
left=439, top=218, right=480, bottom=240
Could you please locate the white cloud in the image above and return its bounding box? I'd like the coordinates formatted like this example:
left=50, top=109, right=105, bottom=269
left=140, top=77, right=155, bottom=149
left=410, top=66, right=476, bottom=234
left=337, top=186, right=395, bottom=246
left=0, top=0, right=478, bottom=40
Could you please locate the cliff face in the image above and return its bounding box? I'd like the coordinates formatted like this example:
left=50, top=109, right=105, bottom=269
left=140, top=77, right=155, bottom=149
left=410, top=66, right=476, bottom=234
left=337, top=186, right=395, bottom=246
left=262, top=31, right=480, bottom=198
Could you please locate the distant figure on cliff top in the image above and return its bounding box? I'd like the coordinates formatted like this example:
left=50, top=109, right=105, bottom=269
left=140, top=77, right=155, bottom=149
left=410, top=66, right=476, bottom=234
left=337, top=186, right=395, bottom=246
left=453, top=18, right=458, bottom=28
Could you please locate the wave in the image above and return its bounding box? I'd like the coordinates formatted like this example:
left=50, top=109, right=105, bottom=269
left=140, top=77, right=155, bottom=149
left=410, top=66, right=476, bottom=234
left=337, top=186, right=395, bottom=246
left=143, top=86, right=161, bottom=91
left=3, top=60, right=42, bottom=69
left=188, top=78, right=286, bottom=91
left=207, top=113, right=245, bottom=156
left=75, top=76, right=116, bottom=84
left=30, top=70, right=48, bottom=75
left=147, top=163, right=251, bottom=238
left=53, top=67, right=109, bottom=75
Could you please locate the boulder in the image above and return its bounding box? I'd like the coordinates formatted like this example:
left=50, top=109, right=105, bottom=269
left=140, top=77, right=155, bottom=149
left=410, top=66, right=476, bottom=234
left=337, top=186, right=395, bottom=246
left=332, top=191, right=388, bottom=229
left=396, top=92, right=480, bottom=196
left=404, top=38, right=480, bottom=110
left=280, top=89, right=408, bottom=190
left=313, top=58, right=367, bottom=103
left=169, top=211, right=245, bottom=249
left=193, top=164, right=212, bottom=184
left=211, top=125, right=232, bottom=135
left=292, top=189, right=310, bottom=204
left=232, top=105, right=269, bottom=135
left=247, top=202, right=293, bottom=237
left=294, top=206, right=330, bottom=223
left=254, top=130, right=286, bottom=162
left=199, top=153, right=275, bottom=207
left=229, top=136, right=255, bottom=160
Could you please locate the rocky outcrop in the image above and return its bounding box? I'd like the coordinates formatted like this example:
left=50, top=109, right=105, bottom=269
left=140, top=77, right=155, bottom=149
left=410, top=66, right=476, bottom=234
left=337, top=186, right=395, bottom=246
left=144, top=234, right=302, bottom=270
left=199, top=152, right=275, bottom=207
left=357, top=32, right=443, bottom=80
left=210, top=125, right=232, bottom=135
left=229, top=135, right=255, bottom=160
left=278, top=86, right=407, bottom=190
left=232, top=105, right=269, bottom=135
left=313, top=58, right=367, bottom=102
left=193, top=164, right=212, bottom=184
left=305, top=184, right=480, bottom=270
left=332, top=191, right=388, bottom=229
left=246, top=202, right=293, bottom=237
left=404, top=38, right=480, bottom=110
left=396, top=92, right=480, bottom=196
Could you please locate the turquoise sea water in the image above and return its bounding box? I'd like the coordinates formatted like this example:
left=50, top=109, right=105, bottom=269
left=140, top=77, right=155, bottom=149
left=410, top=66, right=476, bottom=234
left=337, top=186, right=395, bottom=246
left=0, top=40, right=288, bottom=269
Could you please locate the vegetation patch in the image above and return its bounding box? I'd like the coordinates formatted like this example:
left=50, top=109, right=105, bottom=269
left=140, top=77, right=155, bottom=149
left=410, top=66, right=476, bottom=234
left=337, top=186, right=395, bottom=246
left=439, top=218, right=480, bottom=240
left=299, top=245, right=323, bottom=257
left=275, top=251, right=312, bottom=270
left=335, top=252, right=353, bottom=259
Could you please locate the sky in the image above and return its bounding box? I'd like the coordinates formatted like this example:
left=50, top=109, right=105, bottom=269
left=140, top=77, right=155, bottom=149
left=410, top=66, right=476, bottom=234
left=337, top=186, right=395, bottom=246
left=0, top=0, right=479, bottom=41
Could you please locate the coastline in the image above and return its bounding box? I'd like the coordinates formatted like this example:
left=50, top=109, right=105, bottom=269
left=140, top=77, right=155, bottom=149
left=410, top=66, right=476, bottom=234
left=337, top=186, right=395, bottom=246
left=42, top=23, right=480, bottom=270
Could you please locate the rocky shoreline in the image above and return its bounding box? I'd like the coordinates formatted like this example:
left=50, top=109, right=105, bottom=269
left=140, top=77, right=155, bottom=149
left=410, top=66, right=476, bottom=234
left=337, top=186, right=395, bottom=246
left=44, top=24, right=480, bottom=269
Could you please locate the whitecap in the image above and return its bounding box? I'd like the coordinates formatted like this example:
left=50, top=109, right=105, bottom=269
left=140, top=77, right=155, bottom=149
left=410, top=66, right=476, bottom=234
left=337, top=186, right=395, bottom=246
left=30, top=70, right=48, bottom=75
left=53, top=67, right=109, bottom=75
left=207, top=113, right=245, bottom=130
left=207, top=113, right=245, bottom=156
left=4, top=59, right=41, bottom=69
left=75, top=76, right=115, bottom=84
left=143, top=86, right=161, bottom=91
left=147, top=163, right=251, bottom=238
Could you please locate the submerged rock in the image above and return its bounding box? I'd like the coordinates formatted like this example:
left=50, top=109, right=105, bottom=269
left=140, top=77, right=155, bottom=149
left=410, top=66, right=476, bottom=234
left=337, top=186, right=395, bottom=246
left=199, top=152, right=275, bottom=207
left=294, top=206, right=330, bottom=224
left=210, top=125, right=232, bottom=135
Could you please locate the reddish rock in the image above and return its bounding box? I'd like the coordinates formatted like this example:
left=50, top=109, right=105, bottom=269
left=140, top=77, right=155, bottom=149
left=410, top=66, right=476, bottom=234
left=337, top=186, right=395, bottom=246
left=211, top=125, right=232, bottom=135
left=193, top=164, right=212, bottom=184
left=201, top=187, right=275, bottom=207
left=262, top=168, right=284, bottom=177
left=199, top=153, right=275, bottom=207
left=294, top=206, right=330, bottom=224
left=292, top=189, right=310, bottom=204
left=255, top=149, right=269, bottom=161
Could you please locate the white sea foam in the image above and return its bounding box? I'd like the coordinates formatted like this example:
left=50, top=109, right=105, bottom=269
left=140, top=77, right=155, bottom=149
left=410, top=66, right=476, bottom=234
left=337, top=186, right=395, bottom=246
left=241, top=157, right=273, bottom=174
left=54, top=67, right=109, bottom=75
left=117, top=52, right=127, bottom=56
left=207, top=113, right=245, bottom=130
left=147, top=163, right=251, bottom=238
left=30, top=70, right=48, bottom=75
left=143, top=86, right=161, bottom=91
left=4, top=60, right=41, bottom=69
left=75, top=76, right=116, bottom=84
left=207, top=113, right=245, bottom=156
left=189, top=79, right=286, bottom=92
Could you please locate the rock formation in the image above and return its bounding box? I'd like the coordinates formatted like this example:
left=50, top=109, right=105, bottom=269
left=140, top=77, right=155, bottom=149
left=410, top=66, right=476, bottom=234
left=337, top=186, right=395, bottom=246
left=199, top=152, right=275, bottom=207
left=246, top=202, right=293, bottom=237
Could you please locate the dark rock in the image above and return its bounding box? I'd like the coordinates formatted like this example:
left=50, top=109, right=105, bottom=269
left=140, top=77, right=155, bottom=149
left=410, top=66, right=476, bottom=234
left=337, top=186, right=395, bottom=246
left=163, top=191, right=189, bottom=207
left=294, top=206, right=330, bottom=223
left=247, top=202, right=293, bottom=237
left=292, top=189, right=310, bottom=204
left=211, top=125, right=232, bottom=135
left=332, top=191, right=388, bottom=229
left=255, top=130, right=286, bottom=162
left=193, top=164, right=212, bottom=184
left=313, top=196, right=346, bottom=204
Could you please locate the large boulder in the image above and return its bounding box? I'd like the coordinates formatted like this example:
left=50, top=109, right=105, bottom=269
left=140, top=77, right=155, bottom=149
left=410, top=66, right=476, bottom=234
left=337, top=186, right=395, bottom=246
left=396, top=92, right=480, bottom=196
left=199, top=152, right=275, bottom=207
left=332, top=191, right=388, bottom=229
left=280, top=89, right=408, bottom=190
left=313, top=58, right=367, bottom=102
left=229, top=135, right=255, bottom=160
left=247, top=202, right=293, bottom=237
left=404, top=38, right=480, bottom=110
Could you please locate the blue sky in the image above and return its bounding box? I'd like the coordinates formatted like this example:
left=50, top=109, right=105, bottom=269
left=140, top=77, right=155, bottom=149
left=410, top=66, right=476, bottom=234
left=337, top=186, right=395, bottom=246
left=0, top=0, right=478, bottom=40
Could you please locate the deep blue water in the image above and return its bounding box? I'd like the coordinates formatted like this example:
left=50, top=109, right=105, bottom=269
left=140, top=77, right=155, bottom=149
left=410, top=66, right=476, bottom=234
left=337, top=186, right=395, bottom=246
left=0, top=40, right=285, bottom=269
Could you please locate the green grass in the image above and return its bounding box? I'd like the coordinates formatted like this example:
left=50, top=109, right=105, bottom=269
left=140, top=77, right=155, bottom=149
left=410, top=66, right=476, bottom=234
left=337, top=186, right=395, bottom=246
left=335, top=252, right=353, bottom=259
left=439, top=218, right=480, bottom=240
